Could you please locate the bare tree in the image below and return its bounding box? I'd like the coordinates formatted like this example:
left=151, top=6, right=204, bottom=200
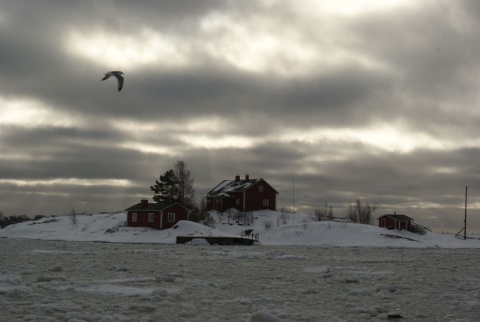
left=173, top=160, right=195, bottom=209
left=348, top=199, right=376, bottom=224
left=314, top=203, right=334, bottom=221
left=189, top=196, right=215, bottom=227
left=264, top=220, right=273, bottom=230
left=280, top=209, right=289, bottom=225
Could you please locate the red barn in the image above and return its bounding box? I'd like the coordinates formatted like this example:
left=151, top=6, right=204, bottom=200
left=378, top=213, right=414, bottom=231
left=205, top=174, right=278, bottom=212
left=125, top=199, right=189, bottom=230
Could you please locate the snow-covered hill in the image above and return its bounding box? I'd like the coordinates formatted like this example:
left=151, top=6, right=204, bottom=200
left=0, top=210, right=478, bottom=248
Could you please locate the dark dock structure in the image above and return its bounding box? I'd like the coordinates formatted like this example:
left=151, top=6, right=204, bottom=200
left=176, top=232, right=259, bottom=246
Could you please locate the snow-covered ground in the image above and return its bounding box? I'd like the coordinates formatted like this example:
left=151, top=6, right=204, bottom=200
left=1, top=211, right=480, bottom=321
left=0, top=210, right=479, bottom=248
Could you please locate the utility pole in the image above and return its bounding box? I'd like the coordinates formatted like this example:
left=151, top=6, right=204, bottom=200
left=292, top=177, right=295, bottom=224
left=455, top=185, right=468, bottom=240
left=464, top=186, right=467, bottom=240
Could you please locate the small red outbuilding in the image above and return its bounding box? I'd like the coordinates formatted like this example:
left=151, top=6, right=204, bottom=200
left=378, top=213, right=414, bottom=231
left=125, top=199, right=189, bottom=230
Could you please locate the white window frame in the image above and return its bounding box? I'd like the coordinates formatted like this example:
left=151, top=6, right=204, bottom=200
left=262, top=199, right=269, bottom=206
left=168, top=213, right=175, bottom=222
left=149, top=213, right=154, bottom=222
left=132, top=213, right=137, bottom=222
left=258, top=185, right=264, bottom=192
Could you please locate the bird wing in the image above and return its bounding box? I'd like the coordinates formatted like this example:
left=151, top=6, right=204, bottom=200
left=101, top=73, right=111, bottom=81
left=115, top=74, right=124, bottom=91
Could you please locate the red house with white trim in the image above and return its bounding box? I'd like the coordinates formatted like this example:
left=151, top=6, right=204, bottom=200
left=378, top=213, right=414, bottom=231
left=205, top=174, right=278, bottom=212
left=125, top=199, right=189, bottom=230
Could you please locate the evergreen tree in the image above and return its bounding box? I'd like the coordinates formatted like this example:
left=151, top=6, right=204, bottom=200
left=150, top=169, right=179, bottom=204
left=150, top=160, right=196, bottom=209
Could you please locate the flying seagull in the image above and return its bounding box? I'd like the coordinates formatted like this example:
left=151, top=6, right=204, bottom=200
left=101, top=71, right=124, bottom=91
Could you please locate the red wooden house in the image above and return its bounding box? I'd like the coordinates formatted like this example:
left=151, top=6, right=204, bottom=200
left=125, top=199, right=189, bottom=230
left=378, top=213, right=413, bottom=231
left=206, top=174, right=279, bottom=212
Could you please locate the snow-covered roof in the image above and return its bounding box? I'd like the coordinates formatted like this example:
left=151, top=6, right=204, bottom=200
left=378, top=214, right=414, bottom=222
left=125, top=201, right=187, bottom=212
left=206, top=177, right=278, bottom=197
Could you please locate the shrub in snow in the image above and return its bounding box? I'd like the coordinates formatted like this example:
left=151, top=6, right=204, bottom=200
left=263, top=220, right=273, bottom=230
left=301, top=218, right=308, bottom=230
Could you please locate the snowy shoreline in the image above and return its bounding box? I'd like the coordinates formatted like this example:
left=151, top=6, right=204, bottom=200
left=0, top=211, right=479, bottom=248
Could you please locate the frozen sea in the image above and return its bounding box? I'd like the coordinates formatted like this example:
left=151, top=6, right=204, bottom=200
left=1, top=238, right=479, bottom=322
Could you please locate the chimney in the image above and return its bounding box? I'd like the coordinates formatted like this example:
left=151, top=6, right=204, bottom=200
left=245, top=174, right=249, bottom=181
left=140, top=199, right=148, bottom=208
left=235, top=175, right=240, bottom=182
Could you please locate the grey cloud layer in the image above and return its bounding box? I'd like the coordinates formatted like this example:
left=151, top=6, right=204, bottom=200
left=1, top=1, right=480, bottom=231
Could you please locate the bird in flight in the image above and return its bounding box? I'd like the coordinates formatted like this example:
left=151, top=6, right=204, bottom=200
left=101, top=71, right=124, bottom=91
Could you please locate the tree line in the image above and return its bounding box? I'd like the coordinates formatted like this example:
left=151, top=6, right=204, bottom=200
left=0, top=214, right=45, bottom=228
left=313, top=199, right=377, bottom=224
left=150, top=160, right=212, bottom=225
left=151, top=161, right=377, bottom=225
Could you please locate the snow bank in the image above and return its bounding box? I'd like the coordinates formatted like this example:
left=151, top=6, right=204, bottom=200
left=0, top=211, right=479, bottom=248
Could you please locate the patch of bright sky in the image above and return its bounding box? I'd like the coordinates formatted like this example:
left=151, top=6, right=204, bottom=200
left=111, top=116, right=480, bottom=154
left=185, top=116, right=225, bottom=133
left=301, top=0, right=417, bottom=16
left=111, top=116, right=238, bottom=153
left=110, top=116, right=224, bottom=135
left=117, top=141, right=174, bottom=155
left=0, top=178, right=133, bottom=187
left=179, top=134, right=254, bottom=149
left=109, top=120, right=169, bottom=134
left=410, top=201, right=460, bottom=209
left=66, top=28, right=189, bottom=69
left=0, top=97, right=78, bottom=128
left=278, top=125, right=447, bottom=153
left=431, top=167, right=460, bottom=175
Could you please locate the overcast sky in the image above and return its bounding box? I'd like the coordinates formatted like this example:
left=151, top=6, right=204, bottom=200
left=1, top=0, right=480, bottom=232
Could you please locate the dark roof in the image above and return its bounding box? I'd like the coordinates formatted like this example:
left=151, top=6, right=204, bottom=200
left=378, top=214, right=413, bottom=222
left=125, top=202, right=187, bottom=212
left=206, top=177, right=279, bottom=197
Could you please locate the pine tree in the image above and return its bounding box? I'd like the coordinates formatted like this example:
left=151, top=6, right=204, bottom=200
left=150, top=169, right=179, bottom=204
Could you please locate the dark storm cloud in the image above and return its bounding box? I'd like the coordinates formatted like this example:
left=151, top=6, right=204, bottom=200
left=347, top=2, right=480, bottom=132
